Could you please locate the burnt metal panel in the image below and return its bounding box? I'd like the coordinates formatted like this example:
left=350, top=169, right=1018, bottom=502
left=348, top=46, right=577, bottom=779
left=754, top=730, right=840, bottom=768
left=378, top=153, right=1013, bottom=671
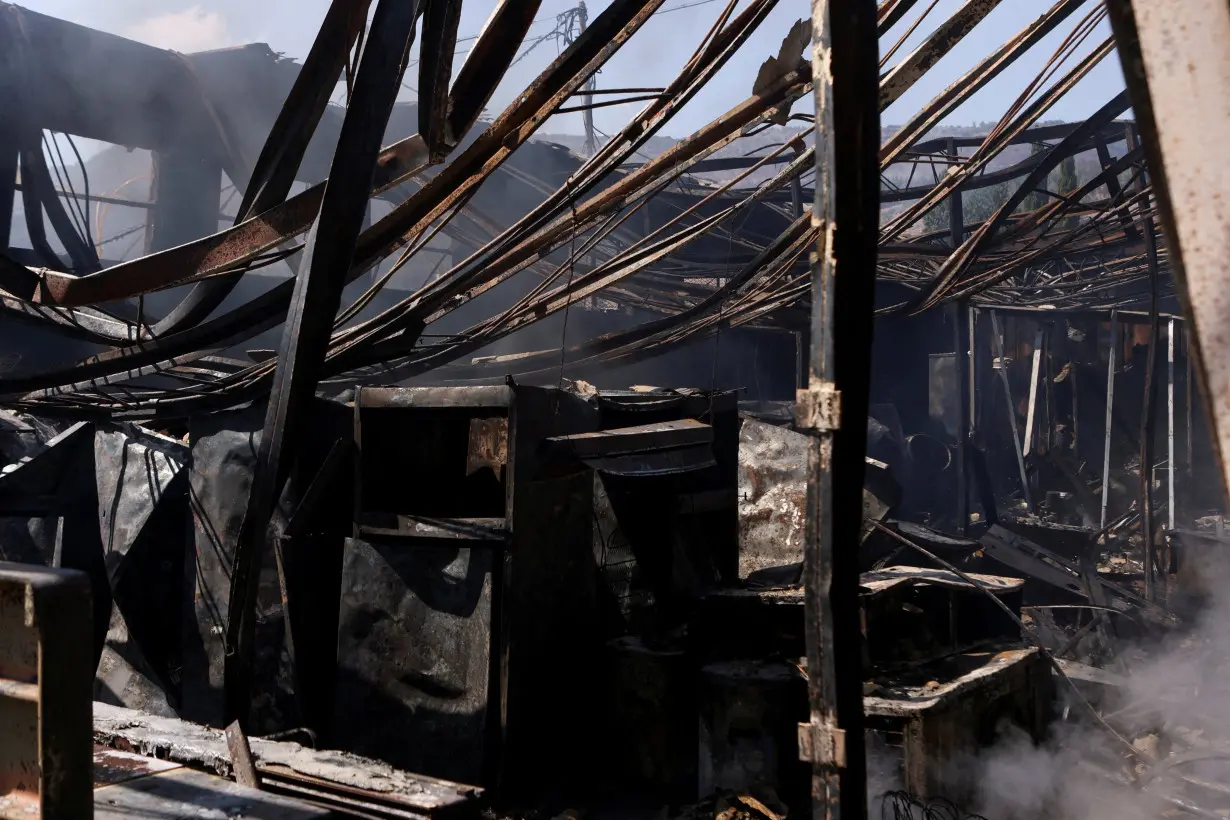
left=93, top=701, right=484, bottom=817
left=335, top=536, right=495, bottom=786
left=94, top=427, right=187, bottom=714
left=344, top=384, right=600, bottom=795
left=503, top=470, right=599, bottom=793
left=864, top=648, right=1054, bottom=800
left=94, top=766, right=331, bottom=820
left=698, top=659, right=810, bottom=805
left=94, top=426, right=185, bottom=578
left=93, top=425, right=188, bottom=717
left=604, top=636, right=696, bottom=799
left=738, top=418, right=808, bottom=583
left=186, top=398, right=351, bottom=732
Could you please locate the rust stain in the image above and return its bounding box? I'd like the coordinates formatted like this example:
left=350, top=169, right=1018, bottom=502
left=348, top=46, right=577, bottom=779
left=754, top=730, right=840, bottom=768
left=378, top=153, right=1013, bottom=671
left=466, top=417, right=509, bottom=478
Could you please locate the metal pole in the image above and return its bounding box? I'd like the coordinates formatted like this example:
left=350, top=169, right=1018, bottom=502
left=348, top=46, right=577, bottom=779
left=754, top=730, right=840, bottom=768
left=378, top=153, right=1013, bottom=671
left=1101, top=311, right=1119, bottom=531
left=793, top=142, right=808, bottom=393
left=991, top=311, right=1032, bottom=510
left=578, top=3, right=597, bottom=156
left=1023, top=328, right=1044, bottom=456
left=969, top=308, right=978, bottom=439
left=799, top=1, right=877, bottom=817
left=949, top=139, right=969, bottom=533
left=1168, top=319, right=1177, bottom=532
left=1186, top=325, right=1194, bottom=480
left=1129, top=122, right=1161, bottom=602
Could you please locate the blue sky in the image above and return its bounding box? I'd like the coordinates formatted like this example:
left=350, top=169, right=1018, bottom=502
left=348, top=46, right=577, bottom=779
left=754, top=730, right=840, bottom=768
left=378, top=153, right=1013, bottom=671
left=20, top=0, right=1126, bottom=143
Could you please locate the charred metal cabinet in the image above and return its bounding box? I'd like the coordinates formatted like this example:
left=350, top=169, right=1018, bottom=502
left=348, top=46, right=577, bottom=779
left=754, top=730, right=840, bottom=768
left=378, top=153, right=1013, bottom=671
left=590, top=390, right=740, bottom=617
left=336, top=384, right=598, bottom=792
left=0, top=563, right=93, bottom=819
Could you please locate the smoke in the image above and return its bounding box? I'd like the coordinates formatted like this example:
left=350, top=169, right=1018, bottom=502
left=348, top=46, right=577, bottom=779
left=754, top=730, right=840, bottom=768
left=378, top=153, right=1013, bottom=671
left=931, top=542, right=1230, bottom=820
left=122, top=5, right=233, bottom=52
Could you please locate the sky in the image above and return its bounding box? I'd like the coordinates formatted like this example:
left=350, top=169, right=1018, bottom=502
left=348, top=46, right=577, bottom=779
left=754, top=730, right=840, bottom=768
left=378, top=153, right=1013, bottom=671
left=17, top=0, right=1127, bottom=150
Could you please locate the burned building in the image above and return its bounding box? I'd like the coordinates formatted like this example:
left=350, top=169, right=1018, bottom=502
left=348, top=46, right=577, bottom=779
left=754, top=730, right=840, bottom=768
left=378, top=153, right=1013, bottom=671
left=0, top=0, right=1228, bottom=818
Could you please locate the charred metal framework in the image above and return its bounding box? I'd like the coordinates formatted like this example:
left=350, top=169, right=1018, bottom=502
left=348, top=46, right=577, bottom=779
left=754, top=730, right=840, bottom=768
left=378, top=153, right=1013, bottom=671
left=0, top=0, right=1165, bottom=416
left=0, top=0, right=1208, bottom=816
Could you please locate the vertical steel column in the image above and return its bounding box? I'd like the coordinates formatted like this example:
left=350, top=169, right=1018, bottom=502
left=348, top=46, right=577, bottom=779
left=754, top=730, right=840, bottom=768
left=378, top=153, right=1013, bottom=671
left=1128, top=123, right=1161, bottom=601
left=948, top=138, right=969, bottom=533
left=798, top=1, right=877, bottom=818
left=1100, top=311, right=1118, bottom=531
left=578, top=2, right=598, bottom=157
left=1106, top=0, right=1230, bottom=510
left=1168, top=319, right=1176, bottom=532
left=793, top=143, right=808, bottom=393
left=1186, top=326, right=1193, bottom=480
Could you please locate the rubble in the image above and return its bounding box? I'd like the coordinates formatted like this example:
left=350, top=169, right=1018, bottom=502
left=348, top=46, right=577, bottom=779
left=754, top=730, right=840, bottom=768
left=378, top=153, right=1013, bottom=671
left=0, top=0, right=1225, bottom=818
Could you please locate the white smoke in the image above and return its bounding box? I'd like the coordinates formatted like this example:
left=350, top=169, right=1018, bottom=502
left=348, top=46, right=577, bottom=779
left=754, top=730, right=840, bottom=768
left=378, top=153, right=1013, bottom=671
left=123, top=5, right=232, bottom=53
left=944, top=542, right=1230, bottom=820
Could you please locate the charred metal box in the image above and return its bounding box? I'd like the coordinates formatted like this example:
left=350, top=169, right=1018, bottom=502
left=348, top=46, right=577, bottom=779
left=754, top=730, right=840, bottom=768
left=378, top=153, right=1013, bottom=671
left=694, top=648, right=1053, bottom=805
left=692, top=568, right=1046, bottom=804
left=336, top=384, right=599, bottom=793
left=864, top=647, right=1055, bottom=799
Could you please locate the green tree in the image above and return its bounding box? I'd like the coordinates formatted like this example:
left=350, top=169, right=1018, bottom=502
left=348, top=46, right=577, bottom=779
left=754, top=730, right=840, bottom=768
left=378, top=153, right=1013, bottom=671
left=1056, top=154, right=1079, bottom=229
left=964, top=181, right=1013, bottom=224
left=922, top=204, right=949, bottom=236
left=1023, top=143, right=1050, bottom=212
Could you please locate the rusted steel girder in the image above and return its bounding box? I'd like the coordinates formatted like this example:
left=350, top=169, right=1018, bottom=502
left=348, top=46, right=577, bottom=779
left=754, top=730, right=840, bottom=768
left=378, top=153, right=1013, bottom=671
left=801, top=0, right=878, bottom=818
left=877, top=0, right=923, bottom=36
left=882, top=121, right=1128, bottom=204
left=418, top=0, right=463, bottom=157
left=222, top=0, right=420, bottom=727
left=18, top=133, right=429, bottom=308
left=348, top=0, right=669, bottom=292
left=1105, top=0, right=1230, bottom=505
left=404, top=0, right=777, bottom=321
left=7, top=0, right=660, bottom=313
left=879, top=0, right=1004, bottom=111
left=911, top=90, right=1133, bottom=312
left=881, top=0, right=1088, bottom=165
left=154, top=0, right=374, bottom=337
left=441, top=0, right=542, bottom=157
left=882, top=34, right=1116, bottom=242
left=348, top=122, right=815, bottom=376
left=0, top=0, right=669, bottom=406
left=416, top=68, right=812, bottom=325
